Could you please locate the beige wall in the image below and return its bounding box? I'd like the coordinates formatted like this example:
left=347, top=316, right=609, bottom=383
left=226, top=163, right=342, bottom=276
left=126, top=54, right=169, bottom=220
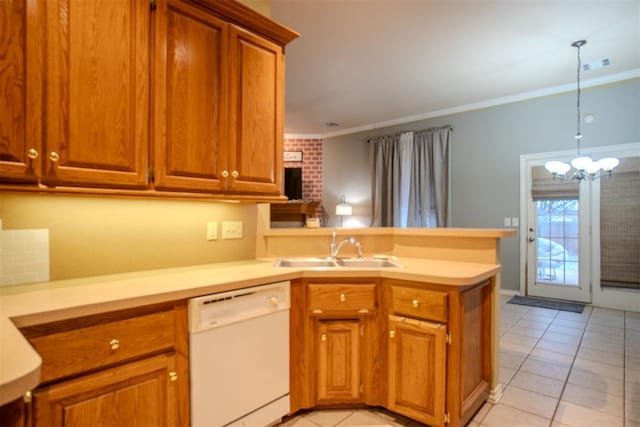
left=237, top=0, right=270, bottom=16
left=0, top=193, right=257, bottom=281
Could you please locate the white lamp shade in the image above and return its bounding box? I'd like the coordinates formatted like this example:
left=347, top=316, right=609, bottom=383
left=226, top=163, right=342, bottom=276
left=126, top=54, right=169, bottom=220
left=597, top=157, right=620, bottom=171
left=585, top=161, right=601, bottom=175
left=545, top=161, right=571, bottom=175
left=570, top=156, right=593, bottom=171
left=335, top=203, right=352, bottom=216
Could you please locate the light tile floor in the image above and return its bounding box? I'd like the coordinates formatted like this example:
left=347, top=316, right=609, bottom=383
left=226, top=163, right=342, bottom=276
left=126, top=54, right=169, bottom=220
left=279, top=294, right=640, bottom=427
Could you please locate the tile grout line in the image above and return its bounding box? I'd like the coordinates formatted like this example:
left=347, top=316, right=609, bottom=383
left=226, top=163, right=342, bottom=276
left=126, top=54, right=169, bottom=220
left=544, top=306, right=593, bottom=426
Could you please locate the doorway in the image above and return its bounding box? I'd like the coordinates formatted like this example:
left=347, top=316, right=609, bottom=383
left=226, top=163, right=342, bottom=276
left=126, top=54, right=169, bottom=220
left=519, top=143, right=640, bottom=308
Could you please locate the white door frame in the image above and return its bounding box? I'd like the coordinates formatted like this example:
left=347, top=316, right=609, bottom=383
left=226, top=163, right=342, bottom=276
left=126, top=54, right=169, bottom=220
left=519, top=143, right=640, bottom=308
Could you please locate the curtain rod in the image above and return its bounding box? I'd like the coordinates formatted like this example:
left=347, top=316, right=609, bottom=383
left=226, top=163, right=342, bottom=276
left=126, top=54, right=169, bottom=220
left=365, top=124, right=453, bottom=143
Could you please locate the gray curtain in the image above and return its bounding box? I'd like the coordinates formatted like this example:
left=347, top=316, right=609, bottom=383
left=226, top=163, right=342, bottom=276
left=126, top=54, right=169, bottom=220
left=370, top=126, right=450, bottom=227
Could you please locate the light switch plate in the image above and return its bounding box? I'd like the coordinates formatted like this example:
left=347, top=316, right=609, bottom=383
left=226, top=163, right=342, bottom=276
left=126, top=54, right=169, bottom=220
left=511, top=217, right=519, bottom=227
left=222, top=221, right=243, bottom=239
left=206, top=222, right=218, bottom=241
left=504, top=217, right=511, bottom=227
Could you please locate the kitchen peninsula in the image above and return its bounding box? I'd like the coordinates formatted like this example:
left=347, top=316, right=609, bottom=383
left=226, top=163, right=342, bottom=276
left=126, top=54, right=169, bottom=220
left=0, top=226, right=515, bottom=427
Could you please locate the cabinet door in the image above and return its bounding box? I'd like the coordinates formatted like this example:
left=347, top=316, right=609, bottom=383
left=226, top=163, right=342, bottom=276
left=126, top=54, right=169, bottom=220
left=153, top=0, right=228, bottom=192
left=388, top=317, right=447, bottom=426
left=317, top=320, right=361, bottom=402
left=228, top=25, right=284, bottom=195
left=32, top=353, right=178, bottom=427
left=42, top=0, right=149, bottom=189
left=0, top=0, right=42, bottom=182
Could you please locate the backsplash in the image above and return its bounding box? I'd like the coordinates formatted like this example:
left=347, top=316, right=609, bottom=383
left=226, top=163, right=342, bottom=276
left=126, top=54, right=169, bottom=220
left=1, top=227, right=50, bottom=286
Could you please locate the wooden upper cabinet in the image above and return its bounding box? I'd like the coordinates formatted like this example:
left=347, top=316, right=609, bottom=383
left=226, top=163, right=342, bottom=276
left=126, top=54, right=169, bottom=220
left=153, top=0, right=228, bottom=192
left=227, top=25, right=284, bottom=195
left=0, top=0, right=42, bottom=182
left=41, top=0, right=150, bottom=189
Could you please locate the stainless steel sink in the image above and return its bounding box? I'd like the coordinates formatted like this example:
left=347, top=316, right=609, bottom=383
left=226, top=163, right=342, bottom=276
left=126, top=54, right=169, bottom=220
left=273, top=257, right=401, bottom=269
left=273, top=257, right=337, bottom=268
left=336, top=258, right=401, bottom=268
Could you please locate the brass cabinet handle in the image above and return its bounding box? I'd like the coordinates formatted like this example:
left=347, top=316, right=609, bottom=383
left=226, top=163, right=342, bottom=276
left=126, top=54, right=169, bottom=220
left=321, top=334, right=327, bottom=342
left=311, top=308, right=323, bottom=314
left=340, top=293, right=346, bottom=302
left=231, top=170, right=239, bottom=178
left=27, top=148, right=39, bottom=160
left=49, top=152, right=60, bottom=162
left=110, top=339, right=120, bottom=350
left=169, top=371, right=178, bottom=381
left=389, top=330, right=395, bottom=339
left=412, top=299, right=419, bottom=308
left=221, top=170, right=229, bottom=178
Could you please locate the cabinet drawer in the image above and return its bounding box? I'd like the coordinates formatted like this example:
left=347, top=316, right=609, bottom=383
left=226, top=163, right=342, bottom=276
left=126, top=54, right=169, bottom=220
left=308, top=284, right=376, bottom=314
left=30, top=310, right=176, bottom=383
left=391, top=286, right=448, bottom=322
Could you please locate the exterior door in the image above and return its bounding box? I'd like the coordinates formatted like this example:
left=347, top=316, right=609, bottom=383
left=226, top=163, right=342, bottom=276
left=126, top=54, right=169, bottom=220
left=526, top=162, right=591, bottom=303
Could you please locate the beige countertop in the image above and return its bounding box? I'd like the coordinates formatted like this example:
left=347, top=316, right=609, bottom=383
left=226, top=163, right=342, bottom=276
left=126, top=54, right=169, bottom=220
left=0, top=257, right=501, bottom=406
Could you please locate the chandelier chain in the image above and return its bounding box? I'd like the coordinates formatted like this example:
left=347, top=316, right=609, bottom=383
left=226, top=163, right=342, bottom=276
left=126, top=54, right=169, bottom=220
left=576, top=42, right=582, bottom=154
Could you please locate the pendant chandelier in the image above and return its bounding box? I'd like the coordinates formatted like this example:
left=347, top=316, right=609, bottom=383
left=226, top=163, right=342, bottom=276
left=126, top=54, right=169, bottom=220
left=544, top=40, right=619, bottom=180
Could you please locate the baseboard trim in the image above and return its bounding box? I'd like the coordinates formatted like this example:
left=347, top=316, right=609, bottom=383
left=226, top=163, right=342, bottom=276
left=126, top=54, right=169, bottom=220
left=499, top=289, right=520, bottom=296
left=488, top=383, right=504, bottom=404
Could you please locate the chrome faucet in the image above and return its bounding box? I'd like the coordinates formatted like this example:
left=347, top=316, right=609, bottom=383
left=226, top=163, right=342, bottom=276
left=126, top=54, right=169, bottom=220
left=330, top=231, right=363, bottom=259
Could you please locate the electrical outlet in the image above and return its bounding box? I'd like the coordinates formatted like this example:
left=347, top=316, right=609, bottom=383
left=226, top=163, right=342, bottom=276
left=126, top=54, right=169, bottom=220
left=206, top=222, right=218, bottom=241
left=222, top=221, right=243, bottom=239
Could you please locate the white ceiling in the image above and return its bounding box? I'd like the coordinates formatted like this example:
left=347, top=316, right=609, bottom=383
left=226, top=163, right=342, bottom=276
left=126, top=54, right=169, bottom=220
left=270, top=0, right=640, bottom=137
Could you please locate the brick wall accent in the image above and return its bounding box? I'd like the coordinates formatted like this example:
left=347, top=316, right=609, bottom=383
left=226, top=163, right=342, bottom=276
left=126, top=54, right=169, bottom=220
left=284, top=138, right=323, bottom=219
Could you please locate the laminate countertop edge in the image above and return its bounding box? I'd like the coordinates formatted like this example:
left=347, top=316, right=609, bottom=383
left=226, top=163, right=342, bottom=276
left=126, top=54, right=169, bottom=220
left=0, top=257, right=501, bottom=406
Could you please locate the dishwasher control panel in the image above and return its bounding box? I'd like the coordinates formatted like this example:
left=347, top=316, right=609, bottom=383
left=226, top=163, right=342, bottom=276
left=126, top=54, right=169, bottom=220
left=188, top=281, right=290, bottom=333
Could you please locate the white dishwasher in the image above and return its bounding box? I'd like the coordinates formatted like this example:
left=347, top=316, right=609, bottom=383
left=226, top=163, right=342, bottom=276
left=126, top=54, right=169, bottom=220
left=189, top=281, right=290, bottom=427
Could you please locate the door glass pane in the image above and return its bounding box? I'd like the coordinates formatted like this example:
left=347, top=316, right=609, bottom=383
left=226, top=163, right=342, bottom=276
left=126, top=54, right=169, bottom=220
left=535, top=199, right=579, bottom=286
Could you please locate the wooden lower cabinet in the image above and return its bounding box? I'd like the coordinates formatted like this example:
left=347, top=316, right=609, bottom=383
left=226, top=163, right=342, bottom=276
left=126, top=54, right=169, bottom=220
left=32, top=353, right=178, bottom=427
left=387, top=316, right=447, bottom=426
left=316, top=320, right=361, bottom=402
left=16, top=302, right=190, bottom=427
left=291, top=277, right=495, bottom=427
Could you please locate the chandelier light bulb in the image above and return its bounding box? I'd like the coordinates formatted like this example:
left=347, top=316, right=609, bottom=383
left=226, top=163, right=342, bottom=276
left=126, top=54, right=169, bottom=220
left=571, top=156, right=593, bottom=171
left=598, top=157, right=620, bottom=171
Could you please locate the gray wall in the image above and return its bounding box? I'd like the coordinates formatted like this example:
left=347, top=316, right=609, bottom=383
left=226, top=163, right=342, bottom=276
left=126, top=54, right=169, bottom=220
left=322, top=78, right=640, bottom=290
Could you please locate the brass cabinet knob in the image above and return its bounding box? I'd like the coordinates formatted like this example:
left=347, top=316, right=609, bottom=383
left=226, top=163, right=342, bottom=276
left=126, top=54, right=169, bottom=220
left=389, top=330, right=395, bottom=339
left=110, top=339, right=120, bottom=350
left=412, top=299, right=419, bottom=308
left=231, top=170, right=239, bottom=178
left=24, top=390, right=32, bottom=403
left=49, top=152, right=60, bottom=162
left=321, top=334, right=327, bottom=342
left=221, top=170, right=229, bottom=178
left=340, top=293, right=346, bottom=302
left=27, top=148, right=39, bottom=160
left=269, top=296, right=278, bottom=305
left=169, top=371, right=178, bottom=381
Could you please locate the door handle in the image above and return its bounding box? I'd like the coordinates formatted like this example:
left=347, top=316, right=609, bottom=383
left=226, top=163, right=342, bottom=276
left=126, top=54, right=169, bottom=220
left=528, top=236, right=536, bottom=242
